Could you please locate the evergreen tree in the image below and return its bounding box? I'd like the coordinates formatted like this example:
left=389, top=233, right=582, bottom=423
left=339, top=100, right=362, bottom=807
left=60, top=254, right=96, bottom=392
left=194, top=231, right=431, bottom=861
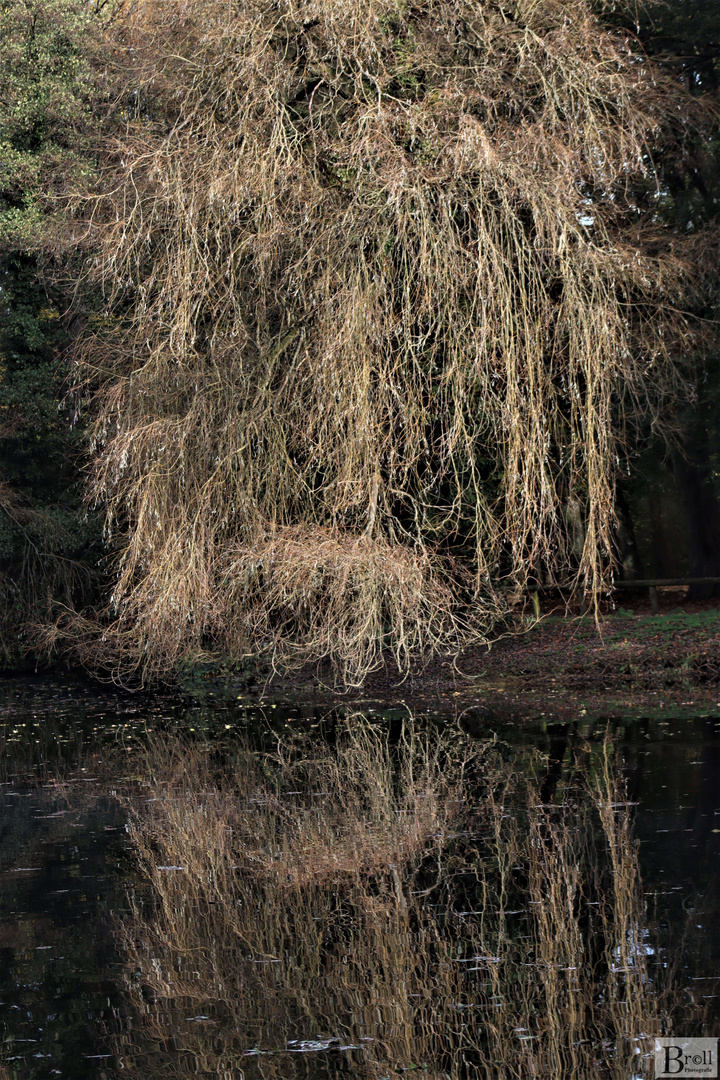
left=0, top=0, right=107, bottom=664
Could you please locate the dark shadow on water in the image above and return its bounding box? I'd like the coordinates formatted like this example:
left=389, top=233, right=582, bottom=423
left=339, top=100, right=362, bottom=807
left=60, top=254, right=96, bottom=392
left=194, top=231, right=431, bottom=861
left=0, top=680, right=719, bottom=1078
left=102, top=723, right=717, bottom=1079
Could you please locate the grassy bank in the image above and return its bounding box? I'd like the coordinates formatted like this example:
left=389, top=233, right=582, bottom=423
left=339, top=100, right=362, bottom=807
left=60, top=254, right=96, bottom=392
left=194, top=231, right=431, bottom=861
left=469, top=608, right=720, bottom=692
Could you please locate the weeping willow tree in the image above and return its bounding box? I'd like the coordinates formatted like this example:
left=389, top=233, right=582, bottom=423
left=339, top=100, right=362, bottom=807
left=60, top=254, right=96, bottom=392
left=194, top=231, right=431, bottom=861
left=67, top=0, right=710, bottom=683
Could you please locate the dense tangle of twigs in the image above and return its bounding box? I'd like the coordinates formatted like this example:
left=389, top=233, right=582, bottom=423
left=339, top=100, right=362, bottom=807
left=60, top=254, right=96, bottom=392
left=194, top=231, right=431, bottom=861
left=69, top=0, right=710, bottom=682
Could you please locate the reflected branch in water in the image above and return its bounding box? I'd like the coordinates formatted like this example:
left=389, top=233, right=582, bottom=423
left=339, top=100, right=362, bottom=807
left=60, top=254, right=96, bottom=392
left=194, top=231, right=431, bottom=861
left=104, top=721, right=712, bottom=1079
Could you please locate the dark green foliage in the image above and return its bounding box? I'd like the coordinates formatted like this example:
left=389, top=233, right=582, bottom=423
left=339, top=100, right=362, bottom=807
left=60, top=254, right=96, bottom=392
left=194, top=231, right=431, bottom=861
left=642, top=1, right=720, bottom=232
left=603, top=0, right=720, bottom=587
left=0, top=1, right=108, bottom=666
left=0, top=253, right=101, bottom=666
left=0, top=0, right=103, bottom=244
left=638, top=0, right=720, bottom=93
left=599, top=2, right=720, bottom=234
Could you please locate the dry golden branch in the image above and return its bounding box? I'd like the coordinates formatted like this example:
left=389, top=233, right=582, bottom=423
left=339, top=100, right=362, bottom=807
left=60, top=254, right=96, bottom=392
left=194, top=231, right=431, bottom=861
left=72, top=0, right=710, bottom=681
left=107, top=725, right=698, bottom=1079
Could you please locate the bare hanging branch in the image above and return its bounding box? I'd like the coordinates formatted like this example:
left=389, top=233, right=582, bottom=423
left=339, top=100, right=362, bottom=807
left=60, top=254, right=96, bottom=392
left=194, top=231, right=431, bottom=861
left=69, top=0, right=712, bottom=682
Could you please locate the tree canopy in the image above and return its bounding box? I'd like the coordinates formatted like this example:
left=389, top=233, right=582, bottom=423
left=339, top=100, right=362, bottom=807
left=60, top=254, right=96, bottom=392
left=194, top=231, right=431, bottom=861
left=45, top=0, right=710, bottom=683
left=0, top=0, right=109, bottom=663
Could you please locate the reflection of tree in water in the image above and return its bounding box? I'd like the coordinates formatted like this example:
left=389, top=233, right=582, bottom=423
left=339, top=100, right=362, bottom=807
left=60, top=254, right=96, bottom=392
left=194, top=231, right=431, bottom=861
left=105, top=722, right=712, bottom=1079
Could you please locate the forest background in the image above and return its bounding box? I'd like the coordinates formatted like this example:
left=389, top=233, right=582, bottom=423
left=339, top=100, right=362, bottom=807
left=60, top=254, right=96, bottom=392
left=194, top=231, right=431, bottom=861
left=0, top=0, right=718, bottom=686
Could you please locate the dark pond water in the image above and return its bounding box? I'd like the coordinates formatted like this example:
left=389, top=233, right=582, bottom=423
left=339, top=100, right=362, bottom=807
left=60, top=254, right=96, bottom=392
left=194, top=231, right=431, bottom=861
left=0, top=677, right=718, bottom=1079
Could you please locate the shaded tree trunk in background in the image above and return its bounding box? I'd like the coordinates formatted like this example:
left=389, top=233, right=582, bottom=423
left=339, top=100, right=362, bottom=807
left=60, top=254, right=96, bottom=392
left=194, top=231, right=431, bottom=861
left=618, top=1, right=720, bottom=597
left=613, top=488, right=644, bottom=581
left=673, top=438, right=720, bottom=599
left=647, top=488, right=679, bottom=579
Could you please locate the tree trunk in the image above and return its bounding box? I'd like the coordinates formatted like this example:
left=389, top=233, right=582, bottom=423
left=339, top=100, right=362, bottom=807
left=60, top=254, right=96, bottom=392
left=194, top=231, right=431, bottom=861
left=673, top=437, right=720, bottom=599
left=613, top=487, right=644, bottom=580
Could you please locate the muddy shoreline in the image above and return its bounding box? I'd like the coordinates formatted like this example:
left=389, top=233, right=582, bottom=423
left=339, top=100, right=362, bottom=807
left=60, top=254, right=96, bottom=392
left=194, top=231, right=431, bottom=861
left=9, top=591, right=718, bottom=724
